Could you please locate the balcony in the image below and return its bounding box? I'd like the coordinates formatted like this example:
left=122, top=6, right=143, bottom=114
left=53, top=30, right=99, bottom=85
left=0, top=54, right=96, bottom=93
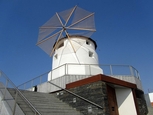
left=18, top=64, right=142, bottom=92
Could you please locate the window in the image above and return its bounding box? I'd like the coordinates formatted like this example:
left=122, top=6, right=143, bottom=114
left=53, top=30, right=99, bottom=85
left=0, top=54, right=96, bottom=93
left=54, top=54, right=58, bottom=59
left=89, top=51, right=94, bottom=58
left=58, top=42, right=64, bottom=49
left=86, top=40, right=90, bottom=45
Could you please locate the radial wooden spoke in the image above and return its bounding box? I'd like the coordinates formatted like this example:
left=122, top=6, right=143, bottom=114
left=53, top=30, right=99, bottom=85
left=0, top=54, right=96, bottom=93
left=67, top=13, right=94, bottom=28
left=64, top=5, right=77, bottom=26
left=50, top=29, right=64, bottom=56
left=64, top=30, right=76, bottom=53
left=36, top=30, right=62, bottom=45
left=64, top=30, right=81, bottom=64
left=66, top=27, right=96, bottom=32
left=56, top=12, right=64, bottom=27
left=40, top=27, right=62, bottom=29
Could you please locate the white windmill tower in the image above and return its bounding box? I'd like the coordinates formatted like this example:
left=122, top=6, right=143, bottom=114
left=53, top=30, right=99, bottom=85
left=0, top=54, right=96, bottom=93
left=37, top=6, right=103, bottom=82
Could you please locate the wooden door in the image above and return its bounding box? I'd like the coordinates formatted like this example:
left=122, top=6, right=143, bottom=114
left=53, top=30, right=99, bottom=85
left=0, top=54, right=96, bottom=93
left=107, top=85, right=119, bottom=115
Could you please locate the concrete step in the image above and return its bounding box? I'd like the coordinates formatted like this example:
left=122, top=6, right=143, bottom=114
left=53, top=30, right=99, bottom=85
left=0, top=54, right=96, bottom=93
left=8, top=88, right=82, bottom=115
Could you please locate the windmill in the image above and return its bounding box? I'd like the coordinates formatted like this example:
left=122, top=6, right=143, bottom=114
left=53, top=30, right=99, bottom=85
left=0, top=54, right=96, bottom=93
left=36, top=6, right=103, bottom=80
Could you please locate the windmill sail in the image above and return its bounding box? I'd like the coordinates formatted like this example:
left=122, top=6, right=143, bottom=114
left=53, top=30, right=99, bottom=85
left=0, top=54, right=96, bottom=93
left=37, top=6, right=96, bottom=56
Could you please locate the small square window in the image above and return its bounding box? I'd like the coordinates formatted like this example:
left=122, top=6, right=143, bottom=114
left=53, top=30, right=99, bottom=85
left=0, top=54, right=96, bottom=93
left=89, top=51, right=94, bottom=58
left=58, top=42, right=64, bottom=49
left=86, top=40, right=90, bottom=45
left=86, top=41, right=90, bottom=45
left=54, top=54, right=58, bottom=59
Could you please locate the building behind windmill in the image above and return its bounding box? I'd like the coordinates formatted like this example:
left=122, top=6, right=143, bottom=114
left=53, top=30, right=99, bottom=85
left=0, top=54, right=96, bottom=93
left=0, top=6, right=150, bottom=115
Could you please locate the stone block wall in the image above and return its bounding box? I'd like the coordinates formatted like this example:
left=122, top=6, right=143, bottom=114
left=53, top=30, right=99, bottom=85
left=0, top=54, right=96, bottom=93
left=137, top=97, right=148, bottom=115
left=53, top=81, right=110, bottom=115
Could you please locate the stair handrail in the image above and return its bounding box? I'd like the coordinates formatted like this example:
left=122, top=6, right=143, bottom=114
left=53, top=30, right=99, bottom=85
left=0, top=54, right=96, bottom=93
left=0, top=70, right=42, bottom=115
left=17, top=71, right=50, bottom=89
left=48, top=81, right=103, bottom=109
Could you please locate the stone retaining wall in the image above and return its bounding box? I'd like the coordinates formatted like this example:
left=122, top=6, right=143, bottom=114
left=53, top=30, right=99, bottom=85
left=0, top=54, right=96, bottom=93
left=54, top=81, right=110, bottom=115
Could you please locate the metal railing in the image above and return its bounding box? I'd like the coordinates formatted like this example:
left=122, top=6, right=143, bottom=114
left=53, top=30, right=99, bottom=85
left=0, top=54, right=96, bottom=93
left=0, top=70, right=41, bottom=115
left=100, top=64, right=140, bottom=78
left=18, top=64, right=140, bottom=90
left=47, top=81, right=103, bottom=114
left=48, top=81, right=103, bottom=109
left=17, top=71, right=50, bottom=90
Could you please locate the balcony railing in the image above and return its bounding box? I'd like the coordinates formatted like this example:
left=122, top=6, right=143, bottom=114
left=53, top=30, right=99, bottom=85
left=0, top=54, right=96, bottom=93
left=100, top=64, right=140, bottom=78
left=17, top=64, right=140, bottom=90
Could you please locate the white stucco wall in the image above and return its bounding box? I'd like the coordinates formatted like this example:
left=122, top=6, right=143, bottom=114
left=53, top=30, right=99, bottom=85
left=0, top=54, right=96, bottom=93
left=149, top=92, right=153, bottom=102
left=52, top=36, right=99, bottom=69
left=48, top=64, right=103, bottom=80
left=48, top=36, right=103, bottom=81
left=115, top=88, right=137, bottom=115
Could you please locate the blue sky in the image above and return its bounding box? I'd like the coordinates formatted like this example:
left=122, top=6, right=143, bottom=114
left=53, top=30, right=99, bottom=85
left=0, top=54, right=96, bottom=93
left=0, top=0, right=153, bottom=93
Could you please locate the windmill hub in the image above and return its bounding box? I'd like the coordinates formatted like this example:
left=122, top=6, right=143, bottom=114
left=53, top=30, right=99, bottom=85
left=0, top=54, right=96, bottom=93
left=62, top=26, right=66, bottom=30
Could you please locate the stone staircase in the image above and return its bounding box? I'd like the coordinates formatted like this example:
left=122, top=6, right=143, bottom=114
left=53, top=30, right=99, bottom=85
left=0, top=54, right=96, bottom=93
left=8, top=88, right=83, bottom=115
